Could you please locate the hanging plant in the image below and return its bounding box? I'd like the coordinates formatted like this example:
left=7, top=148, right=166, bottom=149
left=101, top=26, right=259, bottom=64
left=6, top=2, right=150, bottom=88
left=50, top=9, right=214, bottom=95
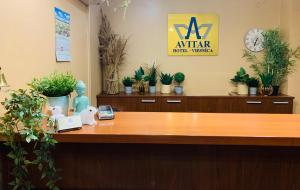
left=98, top=10, right=128, bottom=94
left=0, top=89, right=60, bottom=190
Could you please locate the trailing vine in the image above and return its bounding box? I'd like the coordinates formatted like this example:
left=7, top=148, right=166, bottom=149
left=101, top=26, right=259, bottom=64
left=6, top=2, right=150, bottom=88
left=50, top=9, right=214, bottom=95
left=0, top=89, right=60, bottom=190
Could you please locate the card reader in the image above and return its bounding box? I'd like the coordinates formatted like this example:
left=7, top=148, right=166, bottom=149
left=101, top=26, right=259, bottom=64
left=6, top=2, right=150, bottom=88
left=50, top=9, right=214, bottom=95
left=98, top=105, right=115, bottom=120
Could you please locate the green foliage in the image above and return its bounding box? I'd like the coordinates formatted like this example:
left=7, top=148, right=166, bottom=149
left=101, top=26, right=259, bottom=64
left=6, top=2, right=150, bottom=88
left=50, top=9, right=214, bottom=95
left=122, top=76, right=134, bottom=87
left=243, top=28, right=300, bottom=86
left=0, top=89, right=60, bottom=190
left=30, top=72, right=76, bottom=97
left=247, top=77, right=260, bottom=87
left=174, top=72, right=185, bottom=85
left=230, top=67, right=249, bottom=84
left=160, top=73, right=173, bottom=85
left=134, top=67, right=145, bottom=82
left=144, top=64, right=158, bottom=86
left=259, top=73, right=273, bottom=87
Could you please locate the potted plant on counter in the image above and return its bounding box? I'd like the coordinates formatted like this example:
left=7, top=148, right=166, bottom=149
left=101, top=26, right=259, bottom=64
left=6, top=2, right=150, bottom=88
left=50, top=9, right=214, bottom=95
left=122, top=76, right=134, bottom=94
left=231, top=67, right=249, bottom=95
left=160, top=72, right=173, bottom=94
left=259, top=73, right=273, bottom=96
left=247, top=77, right=259, bottom=96
left=30, top=72, right=76, bottom=115
left=174, top=72, right=185, bottom=94
left=145, top=64, right=158, bottom=94
left=134, top=67, right=146, bottom=95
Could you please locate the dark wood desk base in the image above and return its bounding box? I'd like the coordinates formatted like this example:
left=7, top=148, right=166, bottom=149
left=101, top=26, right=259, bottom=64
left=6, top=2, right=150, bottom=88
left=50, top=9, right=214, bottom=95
left=2, top=143, right=300, bottom=190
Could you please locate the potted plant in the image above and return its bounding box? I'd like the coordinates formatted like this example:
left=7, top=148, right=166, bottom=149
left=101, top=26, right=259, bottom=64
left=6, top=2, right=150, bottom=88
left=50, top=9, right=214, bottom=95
left=259, top=73, right=273, bottom=96
left=243, top=29, right=300, bottom=96
left=145, top=64, right=158, bottom=94
left=231, top=67, right=249, bottom=95
left=134, top=67, right=146, bottom=95
left=160, top=72, right=173, bottom=94
left=122, top=76, right=134, bottom=94
left=247, top=77, right=259, bottom=96
left=30, top=72, right=76, bottom=115
left=174, top=72, right=185, bottom=94
left=0, top=89, right=60, bottom=190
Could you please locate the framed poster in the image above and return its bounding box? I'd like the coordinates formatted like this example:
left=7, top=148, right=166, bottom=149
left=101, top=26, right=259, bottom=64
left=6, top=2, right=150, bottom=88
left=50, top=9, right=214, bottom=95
left=54, top=7, right=71, bottom=62
left=168, top=14, right=219, bottom=56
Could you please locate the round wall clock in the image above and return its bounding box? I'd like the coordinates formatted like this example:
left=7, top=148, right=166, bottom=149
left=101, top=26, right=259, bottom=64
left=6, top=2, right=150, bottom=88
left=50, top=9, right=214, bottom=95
left=244, top=28, right=264, bottom=52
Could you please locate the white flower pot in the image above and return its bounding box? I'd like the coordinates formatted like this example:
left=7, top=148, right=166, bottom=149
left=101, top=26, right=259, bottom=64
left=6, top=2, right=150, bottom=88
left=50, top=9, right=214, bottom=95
left=124, top=86, right=133, bottom=94
left=161, top=85, right=171, bottom=94
left=237, top=83, right=248, bottom=95
left=149, top=86, right=156, bottom=94
left=249, top=87, right=258, bottom=96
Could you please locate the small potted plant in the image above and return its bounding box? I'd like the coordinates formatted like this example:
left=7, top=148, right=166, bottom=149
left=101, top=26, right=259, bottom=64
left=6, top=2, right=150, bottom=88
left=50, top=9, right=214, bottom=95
left=231, top=67, right=249, bottom=95
left=160, top=72, right=173, bottom=94
left=30, top=72, right=76, bottom=115
left=134, top=67, right=146, bottom=95
left=145, top=64, right=158, bottom=94
left=247, top=77, right=259, bottom=96
left=174, top=72, right=185, bottom=94
left=259, top=73, right=273, bottom=96
left=122, top=76, right=134, bottom=94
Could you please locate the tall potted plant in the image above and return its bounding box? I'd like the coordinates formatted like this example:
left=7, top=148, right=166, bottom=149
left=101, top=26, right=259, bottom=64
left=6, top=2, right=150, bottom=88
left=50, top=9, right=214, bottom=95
left=160, top=73, right=173, bottom=94
left=243, top=29, right=300, bottom=96
left=0, top=89, right=60, bottom=190
left=145, top=64, right=158, bottom=94
left=174, top=72, right=185, bottom=94
left=134, top=67, right=146, bottom=95
left=230, top=67, right=249, bottom=95
left=30, top=72, right=76, bottom=115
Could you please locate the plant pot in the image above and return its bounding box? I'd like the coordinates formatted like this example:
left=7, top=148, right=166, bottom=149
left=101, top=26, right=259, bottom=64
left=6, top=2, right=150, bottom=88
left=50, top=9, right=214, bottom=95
left=237, top=83, right=248, bottom=95
left=149, top=86, right=156, bottom=94
left=47, top=95, right=69, bottom=115
left=249, top=87, right=258, bottom=96
left=161, top=85, right=171, bottom=94
left=260, top=85, right=273, bottom=96
left=124, top=86, right=133, bottom=94
left=175, top=86, right=183, bottom=94
left=272, top=86, right=280, bottom=96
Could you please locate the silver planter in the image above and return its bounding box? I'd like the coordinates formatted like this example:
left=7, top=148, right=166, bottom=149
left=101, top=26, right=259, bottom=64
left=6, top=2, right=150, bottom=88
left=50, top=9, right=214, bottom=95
left=124, top=86, right=133, bottom=94
left=175, top=86, right=183, bottom=94
left=149, top=86, right=156, bottom=94
left=249, top=87, right=258, bottom=96
left=47, top=95, right=69, bottom=115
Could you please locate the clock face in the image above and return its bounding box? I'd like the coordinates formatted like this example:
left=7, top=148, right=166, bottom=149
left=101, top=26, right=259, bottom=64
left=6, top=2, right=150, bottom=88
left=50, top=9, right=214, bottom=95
left=244, top=28, right=264, bottom=52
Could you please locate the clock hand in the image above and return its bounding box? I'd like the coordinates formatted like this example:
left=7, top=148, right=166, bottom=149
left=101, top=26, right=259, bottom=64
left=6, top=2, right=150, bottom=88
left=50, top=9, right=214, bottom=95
left=254, top=38, right=258, bottom=47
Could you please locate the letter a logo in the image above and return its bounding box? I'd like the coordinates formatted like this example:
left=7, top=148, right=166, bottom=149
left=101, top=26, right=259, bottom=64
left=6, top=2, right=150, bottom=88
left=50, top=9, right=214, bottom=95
left=185, top=17, right=201, bottom=39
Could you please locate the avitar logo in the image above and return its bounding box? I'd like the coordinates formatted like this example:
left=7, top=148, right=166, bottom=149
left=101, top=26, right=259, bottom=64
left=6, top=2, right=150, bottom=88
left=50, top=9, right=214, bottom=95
left=168, top=14, right=219, bottom=56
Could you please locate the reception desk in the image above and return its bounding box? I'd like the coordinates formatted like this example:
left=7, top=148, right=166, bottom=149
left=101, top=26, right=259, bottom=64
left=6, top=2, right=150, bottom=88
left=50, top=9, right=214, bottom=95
left=2, top=112, right=300, bottom=189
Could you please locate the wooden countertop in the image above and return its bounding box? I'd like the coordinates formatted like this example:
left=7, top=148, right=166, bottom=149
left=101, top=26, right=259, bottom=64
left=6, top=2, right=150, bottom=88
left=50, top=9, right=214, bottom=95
left=53, top=112, right=300, bottom=146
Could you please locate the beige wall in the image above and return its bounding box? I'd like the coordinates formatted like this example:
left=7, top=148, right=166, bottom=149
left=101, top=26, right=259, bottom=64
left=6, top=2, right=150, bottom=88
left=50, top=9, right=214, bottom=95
left=0, top=0, right=89, bottom=108
left=283, top=0, right=300, bottom=113
left=90, top=0, right=282, bottom=97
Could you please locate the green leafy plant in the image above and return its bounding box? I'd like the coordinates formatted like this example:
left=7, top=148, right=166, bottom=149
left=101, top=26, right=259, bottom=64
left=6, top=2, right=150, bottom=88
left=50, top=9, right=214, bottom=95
left=122, top=76, right=134, bottom=87
left=247, top=77, right=260, bottom=87
left=174, top=72, right=185, bottom=86
left=134, top=67, right=145, bottom=82
left=259, top=73, right=273, bottom=87
left=144, top=64, right=158, bottom=86
left=243, top=29, right=300, bottom=86
left=230, top=67, right=249, bottom=83
left=0, top=89, right=60, bottom=190
left=30, top=72, right=76, bottom=97
left=160, top=73, right=173, bottom=85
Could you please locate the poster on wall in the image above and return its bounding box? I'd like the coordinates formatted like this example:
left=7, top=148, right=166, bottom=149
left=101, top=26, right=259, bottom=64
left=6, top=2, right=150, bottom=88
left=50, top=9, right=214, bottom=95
left=168, top=14, right=219, bottom=56
left=54, top=7, right=71, bottom=62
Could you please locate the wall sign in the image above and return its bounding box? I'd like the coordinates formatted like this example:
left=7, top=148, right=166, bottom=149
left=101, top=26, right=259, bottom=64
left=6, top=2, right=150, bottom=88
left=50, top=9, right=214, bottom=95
left=54, top=7, right=71, bottom=62
left=168, top=14, right=219, bottom=56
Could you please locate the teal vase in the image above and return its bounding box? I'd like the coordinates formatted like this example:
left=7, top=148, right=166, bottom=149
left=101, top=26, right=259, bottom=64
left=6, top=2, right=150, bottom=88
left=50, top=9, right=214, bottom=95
left=47, top=95, right=69, bottom=115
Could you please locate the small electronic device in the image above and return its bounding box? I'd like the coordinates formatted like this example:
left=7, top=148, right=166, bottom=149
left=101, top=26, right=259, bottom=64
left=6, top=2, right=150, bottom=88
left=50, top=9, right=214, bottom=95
left=56, top=115, right=82, bottom=133
left=98, top=105, right=115, bottom=120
